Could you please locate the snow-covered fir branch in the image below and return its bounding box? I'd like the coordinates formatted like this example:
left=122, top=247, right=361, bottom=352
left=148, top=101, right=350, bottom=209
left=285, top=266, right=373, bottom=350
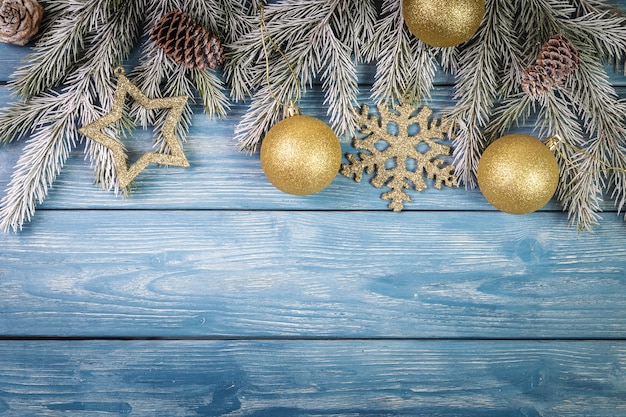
left=0, top=0, right=239, bottom=231
left=0, top=0, right=625, bottom=232
left=10, top=0, right=115, bottom=99
left=477, top=0, right=626, bottom=230
left=446, top=0, right=518, bottom=187
left=0, top=0, right=146, bottom=232
left=227, top=0, right=376, bottom=151
left=366, top=0, right=437, bottom=105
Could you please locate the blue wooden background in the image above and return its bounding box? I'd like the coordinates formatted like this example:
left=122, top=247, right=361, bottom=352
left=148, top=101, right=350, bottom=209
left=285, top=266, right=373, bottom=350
left=1, top=4, right=626, bottom=416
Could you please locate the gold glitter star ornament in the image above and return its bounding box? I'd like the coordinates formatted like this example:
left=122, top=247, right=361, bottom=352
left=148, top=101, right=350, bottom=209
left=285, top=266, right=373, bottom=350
left=79, top=66, right=189, bottom=189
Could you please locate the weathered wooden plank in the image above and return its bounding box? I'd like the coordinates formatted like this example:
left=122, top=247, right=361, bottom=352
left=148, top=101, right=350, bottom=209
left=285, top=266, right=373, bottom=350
left=1, top=210, right=625, bottom=338
left=0, top=85, right=498, bottom=212
left=0, top=339, right=624, bottom=416
left=0, top=44, right=28, bottom=82
left=2, top=85, right=626, bottom=214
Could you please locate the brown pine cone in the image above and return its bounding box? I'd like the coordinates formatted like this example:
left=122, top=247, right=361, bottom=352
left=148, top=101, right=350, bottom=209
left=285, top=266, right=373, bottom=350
left=521, top=34, right=579, bottom=99
left=151, top=10, right=224, bottom=70
left=0, top=0, right=43, bottom=46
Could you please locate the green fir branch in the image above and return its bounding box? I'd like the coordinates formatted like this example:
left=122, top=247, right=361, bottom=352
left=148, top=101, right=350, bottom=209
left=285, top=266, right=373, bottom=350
left=0, top=80, right=100, bottom=232
left=608, top=100, right=626, bottom=215
left=333, top=0, right=376, bottom=61
left=1, top=0, right=626, bottom=232
left=318, top=24, right=359, bottom=140
left=516, top=0, right=573, bottom=49
left=212, top=0, right=260, bottom=44
left=562, top=53, right=626, bottom=227
left=191, top=69, right=231, bottom=119
left=79, top=0, right=147, bottom=192
left=130, top=45, right=171, bottom=128
left=538, top=91, right=603, bottom=230
left=486, top=93, right=534, bottom=138
left=0, top=92, right=59, bottom=144
left=234, top=85, right=296, bottom=152
left=131, top=0, right=179, bottom=129
left=76, top=2, right=145, bottom=193
left=0, top=111, right=74, bottom=232
left=158, top=65, right=195, bottom=146
left=494, top=3, right=526, bottom=99
left=455, top=0, right=626, bottom=229
left=124, top=0, right=231, bottom=169
left=133, top=0, right=231, bottom=124
left=566, top=12, right=626, bottom=58
left=536, top=0, right=626, bottom=230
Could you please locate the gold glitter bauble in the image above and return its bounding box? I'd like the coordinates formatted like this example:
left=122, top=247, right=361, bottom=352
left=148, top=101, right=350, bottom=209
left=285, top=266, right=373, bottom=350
left=477, top=134, right=559, bottom=215
left=260, top=115, right=342, bottom=196
left=402, top=0, right=484, bottom=48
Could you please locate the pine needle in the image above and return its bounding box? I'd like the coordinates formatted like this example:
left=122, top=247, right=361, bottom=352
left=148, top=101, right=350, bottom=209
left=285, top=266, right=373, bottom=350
left=227, top=0, right=374, bottom=150
left=1, top=0, right=626, bottom=232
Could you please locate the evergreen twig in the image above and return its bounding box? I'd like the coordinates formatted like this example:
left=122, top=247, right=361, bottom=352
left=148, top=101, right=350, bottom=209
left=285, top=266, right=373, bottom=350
left=9, top=0, right=113, bottom=99
left=0, top=0, right=145, bottom=231
left=367, top=0, right=437, bottom=105
left=1, top=0, right=626, bottom=232
left=481, top=0, right=626, bottom=229
left=227, top=0, right=375, bottom=151
left=446, top=0, right=516, bottom=187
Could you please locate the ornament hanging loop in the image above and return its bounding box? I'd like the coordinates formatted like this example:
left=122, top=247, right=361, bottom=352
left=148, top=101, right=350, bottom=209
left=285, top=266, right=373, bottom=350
left=114, top=66, right=126, bottom=77
left=259, top=3, right=301, bottom=113
left=547, top=135, right=626, bottom=175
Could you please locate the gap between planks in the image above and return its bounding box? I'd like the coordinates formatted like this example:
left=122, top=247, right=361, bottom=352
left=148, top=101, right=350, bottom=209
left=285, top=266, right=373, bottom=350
left=1, top=336, right=625, bottom=341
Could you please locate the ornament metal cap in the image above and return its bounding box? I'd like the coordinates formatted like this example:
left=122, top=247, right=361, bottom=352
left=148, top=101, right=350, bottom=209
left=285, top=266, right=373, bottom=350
left=286, top=102, right=301, bottom=117
left=545, top=135, right=563, bottom=151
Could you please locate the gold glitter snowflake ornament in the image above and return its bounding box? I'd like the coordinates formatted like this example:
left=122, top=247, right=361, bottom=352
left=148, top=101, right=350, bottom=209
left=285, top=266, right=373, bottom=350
left=341, top=103, right=457, bottom=211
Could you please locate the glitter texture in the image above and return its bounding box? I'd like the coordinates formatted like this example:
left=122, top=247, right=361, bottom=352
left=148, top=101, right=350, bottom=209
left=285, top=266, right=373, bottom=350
left=402, top=0, right=484, bottom=48
left=341, top=103, right=457, bottom=212
left=477, top=134, right=559, bottom=214
left=260, top=114, right=342, bottom=196
left=79, top=66, right=189, bottom=189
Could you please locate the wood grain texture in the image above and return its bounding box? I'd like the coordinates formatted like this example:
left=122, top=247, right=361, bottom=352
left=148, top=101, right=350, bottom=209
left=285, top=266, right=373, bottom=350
left=1, top=210, right=625, bottom=338
left=2, top=2, right=626, bottom=414
left=0, top=85, right=486, bottom=212
left=1, top=85, right=625, bottom=214
left=0, top=340, right=625, bottom=417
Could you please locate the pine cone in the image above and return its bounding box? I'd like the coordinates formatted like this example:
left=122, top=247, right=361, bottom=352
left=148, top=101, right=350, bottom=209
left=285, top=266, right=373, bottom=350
left=521, top=34, right=579, bottom=99
left=151, top=10, right=224, bottom=70
left=0, top=0, right=43, bottom=46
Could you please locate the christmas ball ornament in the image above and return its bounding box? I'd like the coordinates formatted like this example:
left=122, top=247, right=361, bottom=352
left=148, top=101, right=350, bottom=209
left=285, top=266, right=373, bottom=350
left=477, top=134, right=559, bottom=214
left=261, top=114, right=342, bottom=196
left=402, top=0, right=484, bottom=48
